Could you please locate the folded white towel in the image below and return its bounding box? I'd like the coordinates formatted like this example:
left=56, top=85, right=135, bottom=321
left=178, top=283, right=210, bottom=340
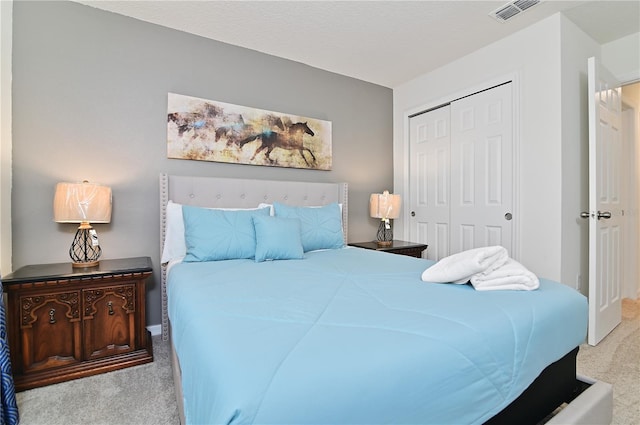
left=421, top=246, right=508, bottom=284
left=470, top=258, right=539, bottom=291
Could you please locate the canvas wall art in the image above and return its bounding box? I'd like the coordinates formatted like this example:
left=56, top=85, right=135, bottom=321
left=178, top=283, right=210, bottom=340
left=167, top=93, right=332, bottom=170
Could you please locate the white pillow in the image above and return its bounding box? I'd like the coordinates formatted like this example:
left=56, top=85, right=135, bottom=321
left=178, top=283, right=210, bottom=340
left=161, top=201, right=186, bottom=264
left=161, top=201, right=266, bottom=264
left=258, top=203, right=274, bottom=215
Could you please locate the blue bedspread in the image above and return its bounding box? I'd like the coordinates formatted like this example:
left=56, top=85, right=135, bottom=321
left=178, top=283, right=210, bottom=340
left=168, top=247, right=587, bottom=425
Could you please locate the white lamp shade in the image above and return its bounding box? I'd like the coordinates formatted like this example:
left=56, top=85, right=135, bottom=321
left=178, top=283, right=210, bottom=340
left=53, top=181, right=112, bottom=223
left=370, top=191, right=401, bottom=219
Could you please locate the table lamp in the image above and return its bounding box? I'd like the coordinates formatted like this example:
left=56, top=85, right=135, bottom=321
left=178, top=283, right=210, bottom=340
left=370, top=190, right=401, bottom=246
left=53, top=181, right=112, bottom=268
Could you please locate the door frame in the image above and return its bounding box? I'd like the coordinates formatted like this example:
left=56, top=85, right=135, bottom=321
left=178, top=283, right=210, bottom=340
left=397, top=72, right=521, bottom=261
left=620, top=91, right=640, bottom=300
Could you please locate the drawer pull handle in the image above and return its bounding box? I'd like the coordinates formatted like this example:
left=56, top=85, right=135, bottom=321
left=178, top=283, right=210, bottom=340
left=49, top=308, right=56, bottom=324
left=107, top=301, right=114, bottom=315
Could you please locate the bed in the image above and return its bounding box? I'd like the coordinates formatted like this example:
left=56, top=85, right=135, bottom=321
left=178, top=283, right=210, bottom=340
left=159, top=174, right=612, bottom=425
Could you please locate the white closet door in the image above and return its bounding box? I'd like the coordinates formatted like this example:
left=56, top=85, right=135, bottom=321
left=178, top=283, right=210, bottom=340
left=450, top=83, right=513, bottom=254
left=408, top=105, right=451, bottom=260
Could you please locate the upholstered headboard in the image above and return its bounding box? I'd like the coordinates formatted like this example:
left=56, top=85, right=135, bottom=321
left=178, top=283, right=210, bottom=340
left=159, top=173, right=349, bottom=340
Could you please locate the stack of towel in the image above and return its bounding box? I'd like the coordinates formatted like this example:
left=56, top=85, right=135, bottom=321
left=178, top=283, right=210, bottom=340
left=421, top=246, right=539, bottom=291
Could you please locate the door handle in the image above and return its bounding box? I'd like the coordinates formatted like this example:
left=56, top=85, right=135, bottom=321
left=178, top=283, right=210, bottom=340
left=597, top=211, right=612, bottom=220
left=580, top=211, right=591, bottom=219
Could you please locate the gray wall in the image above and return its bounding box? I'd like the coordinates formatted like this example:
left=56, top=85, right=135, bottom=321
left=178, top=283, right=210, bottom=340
left=11, top=1, right=393, bottom=326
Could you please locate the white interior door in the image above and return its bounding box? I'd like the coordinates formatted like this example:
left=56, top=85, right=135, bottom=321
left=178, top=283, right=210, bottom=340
left=450, top=83, right=513, bottom=254
left=587, top=56, right=623, bottom=346
left=409, top=105, right=451, bottom=260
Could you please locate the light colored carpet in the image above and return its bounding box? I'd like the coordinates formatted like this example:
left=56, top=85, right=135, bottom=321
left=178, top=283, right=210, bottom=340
left=15, top=299, right=640, bottom=425
left=16, top=335, right=179, bottom=425
left=576, top=298, right=640, bottom=425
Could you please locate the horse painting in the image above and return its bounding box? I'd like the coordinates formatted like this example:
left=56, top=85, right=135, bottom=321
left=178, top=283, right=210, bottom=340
left=215, top=114, right=284, bottom=147
left=167, top=102, right=224, bottom=141
left=167, top=112, right=207, bottom=138
left=167, top=93, right=332, bottom=170
left=239, top=122, right=316, bottom=166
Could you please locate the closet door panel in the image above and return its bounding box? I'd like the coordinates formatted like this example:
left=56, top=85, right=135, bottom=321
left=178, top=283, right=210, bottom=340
left=409, top=105, right=451, bottom=260
left=409, top=82, right=514, bottom=261
left=450, top=83, right=513, bottom=255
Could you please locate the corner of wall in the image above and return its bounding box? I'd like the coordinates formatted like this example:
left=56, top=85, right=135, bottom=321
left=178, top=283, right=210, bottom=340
left=558, top=13, right=601, bottom=289
left=602, top=32, right=640, bottom=84
left=0, top=0, right=13, bottom=275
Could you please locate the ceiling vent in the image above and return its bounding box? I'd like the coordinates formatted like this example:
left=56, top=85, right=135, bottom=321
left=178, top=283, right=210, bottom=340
left=490, top=0, right=541, bottom=22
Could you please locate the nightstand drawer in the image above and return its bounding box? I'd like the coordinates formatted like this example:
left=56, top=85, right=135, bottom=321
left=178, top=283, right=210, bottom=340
left=82, top=283, right=137, bottom=360
left=18, top=290, right=83, bottom=373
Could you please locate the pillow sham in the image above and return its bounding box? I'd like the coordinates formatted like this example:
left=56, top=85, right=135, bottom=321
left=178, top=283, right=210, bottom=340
left=182, top=205, right=270, bottom=262
left=161, top=201, right=267, bottom=263
left=272, top=202, right=344, bottom=252
left=253, top=215, right=304, bottom=262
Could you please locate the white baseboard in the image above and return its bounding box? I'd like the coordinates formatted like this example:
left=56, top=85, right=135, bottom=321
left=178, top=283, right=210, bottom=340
left=147, top=324, right=162, bottom=336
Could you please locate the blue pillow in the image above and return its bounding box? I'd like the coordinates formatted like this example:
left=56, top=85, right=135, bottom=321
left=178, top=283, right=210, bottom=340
left=253, top=215, right=304, bottom=262
left=272, top=202, right=344, bottom=252
left=182, top=205, right=270, bottom=262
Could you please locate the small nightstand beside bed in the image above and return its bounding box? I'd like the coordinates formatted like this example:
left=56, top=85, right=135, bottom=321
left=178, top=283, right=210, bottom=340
left=160, top=174, right=612, bottom=425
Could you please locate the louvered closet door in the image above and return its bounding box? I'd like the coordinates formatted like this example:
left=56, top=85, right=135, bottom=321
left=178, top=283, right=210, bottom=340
left=409, top=105, right=451, bottom=261
left=450, top=83, right=513, bottom=254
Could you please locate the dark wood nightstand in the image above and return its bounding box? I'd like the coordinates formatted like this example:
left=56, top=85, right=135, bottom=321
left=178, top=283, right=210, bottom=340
left=349, top=240, right=428, bottom=258
left=1, top=257, right=154, bottom=391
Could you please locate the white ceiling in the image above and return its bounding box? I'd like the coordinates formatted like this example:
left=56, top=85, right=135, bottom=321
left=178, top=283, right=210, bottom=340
left=74, top=1, right=640, bottom=88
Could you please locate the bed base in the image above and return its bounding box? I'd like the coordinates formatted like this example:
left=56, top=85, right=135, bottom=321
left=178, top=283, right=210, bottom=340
left=169, top=324, right=186, bottom=425
left=486, top=347, right=612, bottom=425
left=546, top=375, right=612, bottom=424
left=486, top=348, right=580, bottom=424
left=170, top=335, right=611, bottom=425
